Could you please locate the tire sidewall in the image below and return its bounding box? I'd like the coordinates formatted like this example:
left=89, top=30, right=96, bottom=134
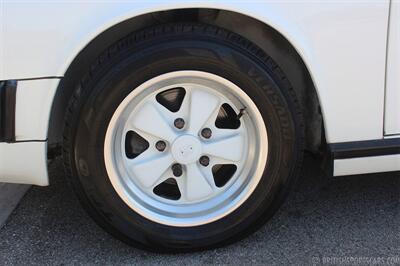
left=66, top=31, right=302, bottom=250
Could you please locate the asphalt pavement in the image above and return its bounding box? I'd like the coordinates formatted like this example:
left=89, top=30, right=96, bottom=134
left=0, top=183, right=30, bottom=229
left=0, top=156, right=399, bottom=265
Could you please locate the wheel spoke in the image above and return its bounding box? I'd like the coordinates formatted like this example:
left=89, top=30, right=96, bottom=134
left=187, top=89, right=221, bottom=135
left=175, top=176, right=187, bottom=201
left=185, top=163, right=213, bottom=201
left=129, top=153, right=174, bottom=188
left=203, top=133, right=244, bottom=162
left=105, top=71, right=268, bottom=226
left=174, top=85, right=191, bottom=120
left=130, top=101, right=177, bottom=143
left=200, top=167, right=217, bottom=190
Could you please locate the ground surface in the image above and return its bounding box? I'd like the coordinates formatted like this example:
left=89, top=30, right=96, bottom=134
left=0, top=183, right=29, bottom=228
left=0, top=156, right=399, bottom=265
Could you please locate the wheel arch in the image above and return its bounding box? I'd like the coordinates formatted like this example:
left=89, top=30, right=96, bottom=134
left=48, top=8, right=324, bottom=154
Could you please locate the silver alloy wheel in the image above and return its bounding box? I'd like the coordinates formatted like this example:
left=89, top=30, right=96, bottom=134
left=104, top=71, right=268, bottom=227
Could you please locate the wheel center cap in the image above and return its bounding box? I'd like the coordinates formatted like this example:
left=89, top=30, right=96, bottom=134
left=171, top=135, right=202, bottom=164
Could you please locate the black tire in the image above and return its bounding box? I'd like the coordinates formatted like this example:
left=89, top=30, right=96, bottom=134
left=63, top=23, right=304, bottom=252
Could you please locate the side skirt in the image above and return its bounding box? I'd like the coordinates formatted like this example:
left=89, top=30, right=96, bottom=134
left=330, top=138, right=400, bottom=176
left=0, top=141, right=48, bottom=186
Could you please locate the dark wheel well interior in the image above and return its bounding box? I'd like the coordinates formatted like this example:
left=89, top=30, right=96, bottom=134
left=48, top=8, right=324, bottom=156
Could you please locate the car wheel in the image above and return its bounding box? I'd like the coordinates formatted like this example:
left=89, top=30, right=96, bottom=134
left=63, top=23, right=304, bottom=252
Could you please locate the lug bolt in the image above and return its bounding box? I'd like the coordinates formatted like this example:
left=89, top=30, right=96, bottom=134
left=201, top=128, right=212, bottom=139
left=174, top=118, right=185, bottom=129
left=172, top=163, right=183, bottom=177
left=199, top=156, right=210, bottom=167
left=155, top=140, right=166, bottom=152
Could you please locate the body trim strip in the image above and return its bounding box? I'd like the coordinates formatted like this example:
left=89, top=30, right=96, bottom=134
left=0, top=80, right=17, bottom=142
left=330, top=138, right=400, bottom=159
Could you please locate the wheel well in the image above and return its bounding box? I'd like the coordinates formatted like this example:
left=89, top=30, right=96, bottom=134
left=48, top=8, right=323, bottom=154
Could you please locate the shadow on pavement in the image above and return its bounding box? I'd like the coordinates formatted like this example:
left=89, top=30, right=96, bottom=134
left=0, top=156, right=398, bottom=265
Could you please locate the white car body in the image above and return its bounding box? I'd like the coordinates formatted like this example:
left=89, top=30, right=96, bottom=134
left=0, top=1, right=399, bottom=186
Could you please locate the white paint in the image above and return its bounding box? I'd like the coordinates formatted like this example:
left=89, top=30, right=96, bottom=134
left=385, top=1, right=400, bottom=135
left=0, top=2, right=396, bottom=184
left=334, top=154, right=400, bottom=176
left=0, top=1, right=390, bottom=143
left=384, top=134, right=400, bottom=139
left=0, top=142, right=48, bottom=186
left=15, top=79, right=60, bottom=141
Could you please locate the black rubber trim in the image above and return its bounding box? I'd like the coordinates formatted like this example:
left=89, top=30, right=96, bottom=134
left=0, top=80, right=17, bottom=142
left=330, top=138, right=400, bottom=159
left=8, top=76, right=62, bottom=81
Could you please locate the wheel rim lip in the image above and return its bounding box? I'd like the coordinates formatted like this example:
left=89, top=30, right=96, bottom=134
left=104, top=71, right=268, bottom=227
